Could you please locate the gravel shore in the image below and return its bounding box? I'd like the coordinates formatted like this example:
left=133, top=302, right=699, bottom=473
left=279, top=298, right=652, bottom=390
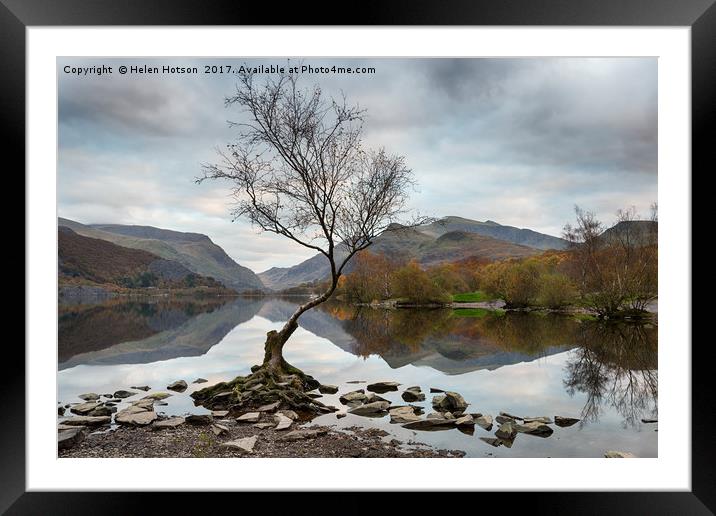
left=59, top=420, right=466, bottom=458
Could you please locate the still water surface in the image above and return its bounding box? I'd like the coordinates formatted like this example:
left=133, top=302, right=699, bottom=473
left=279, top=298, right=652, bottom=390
left=58, top=296, right=658, bottom=457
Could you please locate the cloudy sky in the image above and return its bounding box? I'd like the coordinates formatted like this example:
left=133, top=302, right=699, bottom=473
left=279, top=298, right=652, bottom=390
left=58, top=58, right=657, bottom=272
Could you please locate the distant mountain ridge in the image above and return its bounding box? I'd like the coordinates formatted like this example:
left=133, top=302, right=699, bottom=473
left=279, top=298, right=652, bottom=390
left=258, top=216, right=558, bottom=290
left=58, top=218, right=265, bottom=292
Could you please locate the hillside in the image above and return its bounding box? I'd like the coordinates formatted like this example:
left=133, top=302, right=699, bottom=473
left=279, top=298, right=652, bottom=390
left=417, top=216, right=568, bottom=250
left=58, top=218, right=265, bottom=293
left=259, top=222, right=539, bottom=290
left=58, top=227, right=228, bottom=291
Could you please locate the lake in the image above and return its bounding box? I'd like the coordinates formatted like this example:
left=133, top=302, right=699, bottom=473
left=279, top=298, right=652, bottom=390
left=58, top=296, right=658, bottom=458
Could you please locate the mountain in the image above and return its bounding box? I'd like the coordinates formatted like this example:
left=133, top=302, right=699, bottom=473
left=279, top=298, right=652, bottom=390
left=259, top=218, right=551, bottom=290
left=58, top=227, right=227, bottom=291
left=58, top=218, right=265, bottom=292
left=417, top=216, right=568, bottom=250
left=599, top=220, right=658, bottom=245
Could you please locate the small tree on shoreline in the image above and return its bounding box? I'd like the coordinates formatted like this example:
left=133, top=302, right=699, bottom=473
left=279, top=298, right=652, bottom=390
left=198, top=70, right=418, bottom=381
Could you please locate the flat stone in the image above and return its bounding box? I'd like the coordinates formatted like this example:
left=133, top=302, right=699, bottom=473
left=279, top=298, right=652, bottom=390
left=152, top=417, right=185, bottom=430
left=605, top=450, right=637, bottom=458
left=523, top=416, right=553, bottom=424
left=78, top=393, right=100, bottom=401
left=495, top=421, right=517, bottom=440
left=211, top=424, right=230, bottom=436
left=113, top=390, right=137, bottom=399
left=185, top=414, right=213, bottom=426
left=496, top=415, right=515, bottom=425
left=143, top=392, right=172, bottom=400
left=58, top=423, right=83, bottom=431
left=499, top=411, right=523, bottom=421
left=278, top=410, right=299, bottom=420
left=193, top=378, right=208, bottom=384
left=641, top=418, right=658, bottom=424
left=366, top=381, right=401, bottom=393
left=58, top=427, right=85, bottom=450
left=221, top=435, right=258, bottom=453
left=339, top=389, right=367, bottom=405
left=346, top=380, right=365, bottom=384
left=211, top=410, right=229, bottom=418
left=480, top=437, right=513, bottom=449
left=455, top=415, right=475, bottom=426
left=253, top=422, right=275, bottom=429
left=87, top=405, right=115, bottom=417
left=429, top=387, right=444, bottom=393
left=273, top=413, right=293, bottom=431
left=336, top=413, right=347, bottom=419
left=389, top=406, right=421, bottom=424
left=401, top=390, right=426, bottom=402
left=70, top=402, right=100, bottom=415
left=116, top=408, right=157, bottom=426
left=257, top=401, right=281, bottom=412
left=318, top=384, right=339, bottom=394
left=130, top=399, right=156, bottom=410
left=365, top=392, right=388, bottom=403
left=236, top=412, right=261, bottom=423
left=426, top=412, right=445, bottom=419
left=61, top=416, right=111, bottom=426
left=280, top=429, right=329, bottom=441
left=348, top=401, right=390, bottom=416
left=167, top=380, right=188, bottom=392
left=131, top=385, right=151, bottom=391
left=402, top=418, right=458, bottom=431
left=475, top=415, right=493, bottom=430
left=514, top=421, right=554, bottom=437
left=554, top=416, right=581, bottom=427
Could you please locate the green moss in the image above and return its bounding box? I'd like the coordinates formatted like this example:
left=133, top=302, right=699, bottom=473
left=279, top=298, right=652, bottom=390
left=573, top=313, right=598, bottom=321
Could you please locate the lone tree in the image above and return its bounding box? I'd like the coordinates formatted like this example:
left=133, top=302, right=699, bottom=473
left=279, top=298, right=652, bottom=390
left=194, top=70, right=418, bottom=411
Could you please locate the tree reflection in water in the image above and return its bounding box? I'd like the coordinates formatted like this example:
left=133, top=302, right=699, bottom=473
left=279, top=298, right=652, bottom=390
left=563, top=321, right=657, bottom=427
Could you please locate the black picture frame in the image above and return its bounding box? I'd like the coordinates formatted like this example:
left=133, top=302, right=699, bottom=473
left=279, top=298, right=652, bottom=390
left=5, top=0, right=707, bottom=513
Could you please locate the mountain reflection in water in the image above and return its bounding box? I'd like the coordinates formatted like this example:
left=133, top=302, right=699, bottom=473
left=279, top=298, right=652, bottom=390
left=58, top=296, right=657, bottom=431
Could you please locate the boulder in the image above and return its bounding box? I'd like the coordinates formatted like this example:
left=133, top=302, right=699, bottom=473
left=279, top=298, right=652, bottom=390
left=604, top=450, right=637, bottom=458
left=554, top=416, right=581, bottom=427
left=236, top=412, right=261, bottom=423
left=116, top=407, right=157, bottom=426
left=318, top=384, right=339, bottom=394
left=70, top=402, right=100, bottom=415
left=495, top=421, right=517, bottom=440
left=78, top=393, right=100, bottom=401
left=193, top=378, right=208, bottom=384
left=152, top=417, right=185, bottom=430
left=273, top=413, right=293, bottom=431
left=186, top=414, right=213, bottom=426
left=348, top=401, right=390, bottom=416
left=130, top=398, right=156, bottom=410
left=143, top=392, right=172, bottom=400
left=211, top=423, right=230, bottom=436
left=61, top=416, right=111, bottom=426
left=58, top=427, right=85, bottom=450
left=131, top=385, right=151, bottom=392
left=57, top=406, right=65, bottom=416
left=366, top=381, right=401, bottom=394
left=211, top=410, right=229, bottom=418
left=499, top=411, right=523, bottom=421
left=475, top=415, right=493, bottom=430
left=480, top=437, right=513, bottom=449
left=514, top=421, right=553, bottom=437
left=167, top=380, right=188, bottom=392
left=336, top=413, right=347, bottom=419
left=113, top=390, right=136, bottom=399
left=389, top=406, right=421, bottom=424
left=257, top=401, right=281, bottom=412
left=443, top=412, right=454, bottom=419
left=432, top=392, right=468, bottom=412
left=365, top=392, right=388, bottom=403
left=221, top=435, right=258, bottom=453
left=402, top=418, right=457, bottom=431
left=280, top=429, right=328, bottom=441
left=339, top=389, right=367, bottom=405
left=496, top=415, right=515, bottom=425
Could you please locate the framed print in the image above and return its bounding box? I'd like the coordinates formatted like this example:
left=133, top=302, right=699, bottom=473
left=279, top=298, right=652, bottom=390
left=5, top=0, right=710, bottom=512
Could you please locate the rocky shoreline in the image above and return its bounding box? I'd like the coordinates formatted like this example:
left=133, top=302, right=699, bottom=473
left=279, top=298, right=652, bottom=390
left=59, top=379, right=650, bottom=458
